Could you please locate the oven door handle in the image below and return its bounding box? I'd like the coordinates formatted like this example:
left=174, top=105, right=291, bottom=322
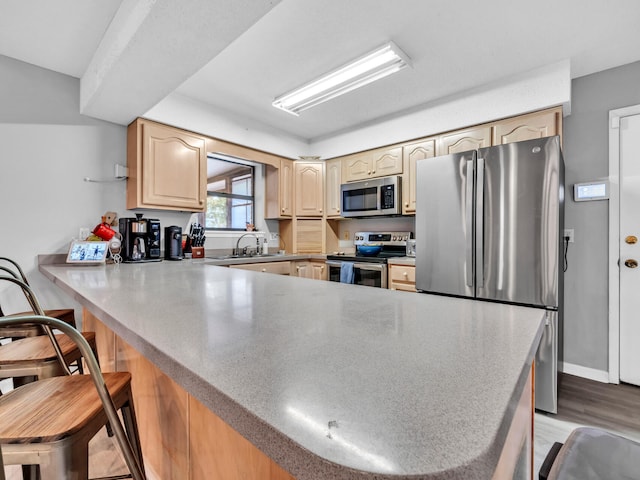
left=353, top=263, right=386, bottom=271
left=326, top=260, right=345, bottom=267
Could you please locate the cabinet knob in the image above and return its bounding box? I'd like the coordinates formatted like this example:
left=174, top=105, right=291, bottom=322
left=296, top=266, right=300, bottom=271
left=319, top=208, right=323, bottom=213
left=372, top=170, right=376, bottom=174
left=261, top=268, right=267, bottom=272
left=281, top=208, right=285, bottom=213
left=405, top=202, right=409, bottom=207
left=403, top=271, right=408, bottom=277
left=367, top=170, right=371, bottom=174
left=625, top=259, right=638, bottom=269
left=337, top=209, right=340, bottom=213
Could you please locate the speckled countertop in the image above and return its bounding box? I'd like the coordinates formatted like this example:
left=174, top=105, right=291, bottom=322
left=40, top=261, right=544, bottom=480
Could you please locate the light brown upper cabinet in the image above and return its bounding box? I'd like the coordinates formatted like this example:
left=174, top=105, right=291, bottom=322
left=325, top=158, right=342, bottom=218
left=492, top=107, right=562, bottom=145
left=295, top=162, right=324, bottom=217
left=437, top=126, right=492, bottom=156
left=342, top=146, right=403, bottom=182
left=265, top=159, right=294, bottom=219
left=127, top=119, right=207, bottom=211
left=402, top=139, right=435, bottom=214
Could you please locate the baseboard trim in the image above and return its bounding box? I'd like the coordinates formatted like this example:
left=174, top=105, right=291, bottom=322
left=559, top=362, right=610, bottom=383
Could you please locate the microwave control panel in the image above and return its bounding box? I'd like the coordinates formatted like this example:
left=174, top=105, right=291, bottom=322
left=381, top=184, right=395, bottom=208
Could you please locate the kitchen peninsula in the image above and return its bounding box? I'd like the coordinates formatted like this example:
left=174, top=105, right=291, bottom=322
left=40, top=260, right=544, bottom=480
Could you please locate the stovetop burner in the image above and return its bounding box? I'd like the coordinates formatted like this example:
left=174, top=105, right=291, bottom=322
left=327, top=231, right=412, bottom=263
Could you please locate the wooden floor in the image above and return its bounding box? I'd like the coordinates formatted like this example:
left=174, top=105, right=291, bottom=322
left=3, top=373, right=640, bottom=479
left=534, top=372, right=640, bottom=474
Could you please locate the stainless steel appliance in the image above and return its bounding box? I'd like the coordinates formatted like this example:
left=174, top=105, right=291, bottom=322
left=326, top=231, right=411, bottom=287
left=119, top=214, right=162, bottom=263
left=415, top=136, right=564, bottom=414
left=340, top=176, right=402, bottom=217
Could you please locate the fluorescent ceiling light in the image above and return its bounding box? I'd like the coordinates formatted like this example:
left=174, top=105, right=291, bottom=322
left=272, top=41, right=412, bottom=116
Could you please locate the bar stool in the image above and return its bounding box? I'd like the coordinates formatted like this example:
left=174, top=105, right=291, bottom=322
left=0, top=314, right=146, bottom=480
left=0, top=277, right=96, bottom=386
left=539, top=426, right=640, bottom=479
left=0, top=257, right=76, bottom=339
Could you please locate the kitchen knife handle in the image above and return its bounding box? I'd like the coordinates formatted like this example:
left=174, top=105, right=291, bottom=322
left=476, top=158, right=485, bottom=288
left=465, top=160, right=474, bottom=288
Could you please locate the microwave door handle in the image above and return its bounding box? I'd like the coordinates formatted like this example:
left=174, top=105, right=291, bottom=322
left=465, top=159, right=474, bottom=288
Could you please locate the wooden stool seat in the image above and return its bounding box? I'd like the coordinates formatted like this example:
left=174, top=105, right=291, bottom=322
left=0, top=332, right=95, bottom=369
left=0, top=308, right=76, bottom=339
left=0, top=372, right=131, bottom=443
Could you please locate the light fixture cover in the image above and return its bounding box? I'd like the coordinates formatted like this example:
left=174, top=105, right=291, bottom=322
left=272, top=41, right=411, bottom=116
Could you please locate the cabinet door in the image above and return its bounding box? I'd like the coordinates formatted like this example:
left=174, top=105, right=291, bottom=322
left=371, top=146, right=403, bottom=177
left=311, top=262, right=327, bottom=280
left=402, top=140, right=435, bottom=214
left=280, top=160, right=294, bottom=217
left=129, top=120, right=207, bottom=211
left=437, top=127, right=491, bottom=155
left=295, top=162, right=324, bottom=217
left=342, top=153, right=372, bottom=182
left=388, top=265, right=416, bottom=292
left=325, top=158, right=342, bottom=217
left=493, top=108, right=561, bottom=145
left=229, top=261, right=291, bottom=275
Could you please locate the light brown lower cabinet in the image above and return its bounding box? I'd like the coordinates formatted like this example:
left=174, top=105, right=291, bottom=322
left=388, top=264, right=417, bottom=292
left=82, top=310, right=294, bottom=480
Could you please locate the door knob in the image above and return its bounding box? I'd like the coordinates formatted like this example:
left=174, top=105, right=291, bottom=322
left=626, top=235, right=638, bottom=244
left=625, top=259, right=638, bottom=268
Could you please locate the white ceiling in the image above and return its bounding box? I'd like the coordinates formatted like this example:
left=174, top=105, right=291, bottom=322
left=2, top=0, right=640, bottom=142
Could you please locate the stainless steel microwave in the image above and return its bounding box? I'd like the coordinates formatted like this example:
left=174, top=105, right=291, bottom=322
left=340, top=175, right=402, bottom=217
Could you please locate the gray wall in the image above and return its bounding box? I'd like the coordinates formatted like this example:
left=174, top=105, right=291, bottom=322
left=562, top=60, right=640, bottom=372
left=0, top=55, right=189, bottom=316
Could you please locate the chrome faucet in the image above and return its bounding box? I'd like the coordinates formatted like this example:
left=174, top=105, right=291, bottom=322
left=234, top=233, right=261, bottom=256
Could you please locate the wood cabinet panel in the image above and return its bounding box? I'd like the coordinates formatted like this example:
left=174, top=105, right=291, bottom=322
left=402, top=139, right=435, bottom=214
left=493, top=108, right=561, bottom=145
left=190, top=396, right=294, bottom=480
left=117, top=336, right=190, bottom=480
left=229, top=261, right=292, bottom=275
left=295, top=219, right=323, bottom=253
left=294, top=261, right=327, bottom=280
left=437, top=126, right=492, bottom=155
left=388, top=265, right=416, bottom=292
left=371, top=146, right=402, bottom=177
left=342, top=147, right=402, bottom=182
left=82, top=310, right=116, bottom=373
left=265, top=159, right=293, bottom=219
left=325, top=158, right=342, bottom=217
left=294, top=162, right=324, bottom=217
left=127, top=119, right=207, bottom=211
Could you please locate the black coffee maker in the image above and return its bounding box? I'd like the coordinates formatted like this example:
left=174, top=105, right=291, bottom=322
left=119, top=214, right=162, bottom=263
left=164, top=226, right=183, bottom=260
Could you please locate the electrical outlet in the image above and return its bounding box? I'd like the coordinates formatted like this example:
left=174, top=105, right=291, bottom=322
left=79, top=227, right=91, bottom=240
left=270, top=233, right=279, bottom=241
left=564, top=229, right=574, bottom=243
left=343, top=230, right=350, bottom=240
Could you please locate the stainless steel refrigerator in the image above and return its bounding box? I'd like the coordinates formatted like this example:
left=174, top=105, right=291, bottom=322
left=415, top=136, right=564, bottom=414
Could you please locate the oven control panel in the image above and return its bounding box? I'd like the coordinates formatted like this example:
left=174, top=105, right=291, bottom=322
left=353, top=231, right=412, bottom=245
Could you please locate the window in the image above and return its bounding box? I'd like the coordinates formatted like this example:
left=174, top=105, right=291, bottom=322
left=200, top=156, right=254, bottom=230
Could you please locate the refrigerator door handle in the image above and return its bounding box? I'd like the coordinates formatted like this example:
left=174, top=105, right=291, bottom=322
left=476, top=157, right=485, bottom=288
left=465, top=159, right=474, bottom=288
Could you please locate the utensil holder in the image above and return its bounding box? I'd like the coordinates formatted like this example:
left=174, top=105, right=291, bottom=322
left=191, top=247, right=205, bottom=258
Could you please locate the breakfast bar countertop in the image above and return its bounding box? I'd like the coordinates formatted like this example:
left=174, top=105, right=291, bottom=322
left=40, top=260, right=544, bottom=480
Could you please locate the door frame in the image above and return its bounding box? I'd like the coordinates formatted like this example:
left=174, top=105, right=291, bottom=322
left=608, top=103, right=640, bottom=384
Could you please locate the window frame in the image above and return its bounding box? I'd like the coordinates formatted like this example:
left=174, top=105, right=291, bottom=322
left=199, top=155, right=256, bottom=232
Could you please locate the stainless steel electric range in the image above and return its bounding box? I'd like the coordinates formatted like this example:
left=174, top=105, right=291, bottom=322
left=326, top=231, right=412, bottom=288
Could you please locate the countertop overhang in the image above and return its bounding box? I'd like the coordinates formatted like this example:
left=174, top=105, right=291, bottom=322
left=40, top=260, right=544, bottom=479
